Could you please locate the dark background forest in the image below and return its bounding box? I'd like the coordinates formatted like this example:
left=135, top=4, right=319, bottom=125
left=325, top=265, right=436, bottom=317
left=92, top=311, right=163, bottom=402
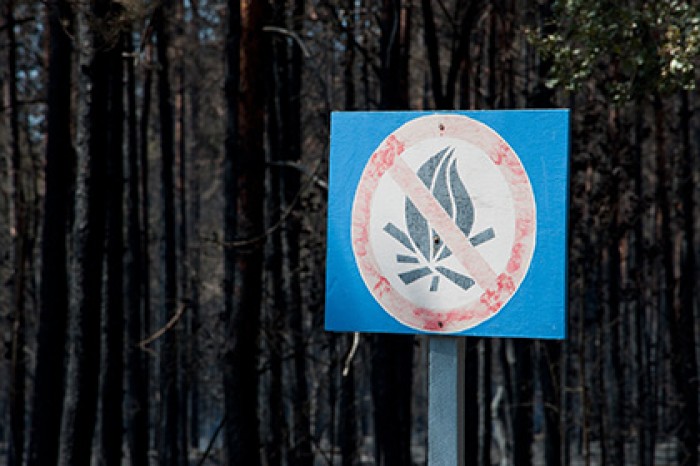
left=0, top=0, right=699, bottom=465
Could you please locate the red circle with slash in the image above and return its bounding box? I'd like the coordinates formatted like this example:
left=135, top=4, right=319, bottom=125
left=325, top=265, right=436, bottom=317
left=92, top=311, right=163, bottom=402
left=351, top=114, right=536, bottom=333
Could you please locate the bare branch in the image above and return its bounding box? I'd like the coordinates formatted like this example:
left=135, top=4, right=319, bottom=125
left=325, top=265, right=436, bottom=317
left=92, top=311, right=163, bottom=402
left=138, top=303, right=187, bottom=350
left=342, top=333, right=360, bottom=377
left=263, top=25, right=311, bottom=58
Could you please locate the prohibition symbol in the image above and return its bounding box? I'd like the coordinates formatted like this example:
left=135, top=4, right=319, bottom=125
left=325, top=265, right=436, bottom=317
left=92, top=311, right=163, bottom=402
left=351, top=114, right=537, bottom=333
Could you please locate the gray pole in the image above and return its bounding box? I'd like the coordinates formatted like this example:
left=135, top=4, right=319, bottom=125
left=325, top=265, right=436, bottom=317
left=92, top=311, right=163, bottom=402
left=428, top=337, right=465, bottom=466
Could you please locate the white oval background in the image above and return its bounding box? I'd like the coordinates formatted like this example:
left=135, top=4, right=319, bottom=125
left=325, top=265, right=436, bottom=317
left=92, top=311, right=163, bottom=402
left=369, top=137, right=516, bottom=310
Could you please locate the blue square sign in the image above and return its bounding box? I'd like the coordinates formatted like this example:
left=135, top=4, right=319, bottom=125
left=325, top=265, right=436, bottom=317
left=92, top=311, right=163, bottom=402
left=325, top=111, right=569, bottom=338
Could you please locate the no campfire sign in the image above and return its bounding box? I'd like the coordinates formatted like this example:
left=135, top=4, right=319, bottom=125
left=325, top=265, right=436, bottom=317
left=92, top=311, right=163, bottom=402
left=325, top=111, right=568, bottom=338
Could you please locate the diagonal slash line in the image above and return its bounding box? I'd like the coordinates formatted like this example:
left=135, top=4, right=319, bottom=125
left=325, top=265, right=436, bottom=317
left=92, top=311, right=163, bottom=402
left=388, top=157, right=498, bottom=291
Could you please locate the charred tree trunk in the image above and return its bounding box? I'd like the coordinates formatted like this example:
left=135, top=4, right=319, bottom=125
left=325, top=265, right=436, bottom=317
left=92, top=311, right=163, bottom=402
left=187, top=3, right=203, bottom=451
left=101, top=24, right=125, bottom=466
left=222, top=1, right=266, bottom=463
left=480, top=340, right=492, bottom=466
left=654, top=94, right=680, bottom=466
left=340, top=2, right=358, bottom=464
left=265, top=29, right=286, bottom=463
left=174, top=2, right=190, bottom=457
left=603, top=108, right=625, bottom=466
left=372, top=2, right=414, bottom=465
left=138, top=40, right=154, bottom=461
left=670, top=90, right=698, bottom=466
left=512, top=340, right=532, bottom=466
left=284, top=2, right=312, bottom=465
left=125, top=32, right=150, bottom=466
left=421, top=0, right=444, bottom=108
left=6, top=1, right=27, bottom=462
left=529, top=3, right=563, bottom=462
left=27, top=0, right=74, bottom=464
left=464, top=339, right=479, bottom=465
left=422, top=0, right=481, bottom=110
left=154, top=2, right=181, bottom=463
left=265, top=2, right=292, bottom=464
left=539, top=340, right=562, bottom=466
left=58, top=2, right=110, bottom=463
left=632, top=101, right=655, bottom=466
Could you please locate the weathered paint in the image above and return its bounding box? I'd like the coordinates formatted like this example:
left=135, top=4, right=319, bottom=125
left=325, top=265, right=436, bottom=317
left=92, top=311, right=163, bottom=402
left=326, top=110, right=569, bottom=338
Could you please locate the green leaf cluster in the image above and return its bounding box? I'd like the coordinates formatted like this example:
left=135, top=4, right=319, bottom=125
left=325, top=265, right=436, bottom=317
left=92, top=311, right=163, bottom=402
left=529, top=0, right=700, bottom=102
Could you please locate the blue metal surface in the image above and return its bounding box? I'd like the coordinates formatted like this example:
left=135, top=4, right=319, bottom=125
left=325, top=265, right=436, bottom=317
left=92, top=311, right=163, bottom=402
left=325, top=110, right=569, bottom=338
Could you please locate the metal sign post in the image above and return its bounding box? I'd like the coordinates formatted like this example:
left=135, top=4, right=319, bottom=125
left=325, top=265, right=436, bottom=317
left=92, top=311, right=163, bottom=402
left=428, top=336, right=465, bottom=466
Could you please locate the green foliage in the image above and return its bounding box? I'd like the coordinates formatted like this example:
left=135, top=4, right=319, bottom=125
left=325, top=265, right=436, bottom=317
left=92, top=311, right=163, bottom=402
left=529, top=0, right=700, bottom=102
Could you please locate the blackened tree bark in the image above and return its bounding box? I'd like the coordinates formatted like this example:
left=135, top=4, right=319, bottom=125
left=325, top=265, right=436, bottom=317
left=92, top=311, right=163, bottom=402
left=602, top=108, right=625, bottom=466
left=186, top=2, right=203, bottom=452
left=222, top=1, right=266, bottom=464
left=138, top=38, right=154, bottom=461
left=101, top=21, right=125, bottom=466
left=530, top=5, right=562, bottom=461
left=343, top=0, right=356, bottom=113
left=28, top=1, right=74, bottom=464
left=480, top=340, right=492, bottom=466
left=125, top=31, right=150, bottom=466
left=421, top=0, right=443, bottom=106
left=512, top=340, right=532, bottom=466
left=464, top=340, right=479, bottom=465
left=265, top=1, right=293, bottom=464
left=422, top=0, right=482, bottom=109
left=378, top=0, right=410, bottom=110
left=154, top=2, right=181, bottom=464
left=340, top=2, right=358, bottom=464
left=265, top=22, right=286, bottom=463
left=538, top=339, right=562, bottom=466
left=653, top=92, right=689, bottom=466
left=222, top=0, right=242, bottom=460
left=283, top=2, right=312, bottom=465
left=6, top=1, right=27, bottom=463
left=632, top=102, right=655, bottom=466
left=58, top=2, right=110, bottom=463
left=670, top=90, right=698, bottom=466
left=174, top=1, right=191, bottom=455
left=371, top=2, right=414, bottom=465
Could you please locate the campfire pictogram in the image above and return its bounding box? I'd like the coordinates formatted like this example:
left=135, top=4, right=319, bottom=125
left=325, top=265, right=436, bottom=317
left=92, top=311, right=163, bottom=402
left=383, top=146, right=495, bottom=292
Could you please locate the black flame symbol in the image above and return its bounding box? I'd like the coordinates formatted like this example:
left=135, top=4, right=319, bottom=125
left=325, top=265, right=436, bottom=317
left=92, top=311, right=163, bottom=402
left=384, top=147, right=495, bottom=292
